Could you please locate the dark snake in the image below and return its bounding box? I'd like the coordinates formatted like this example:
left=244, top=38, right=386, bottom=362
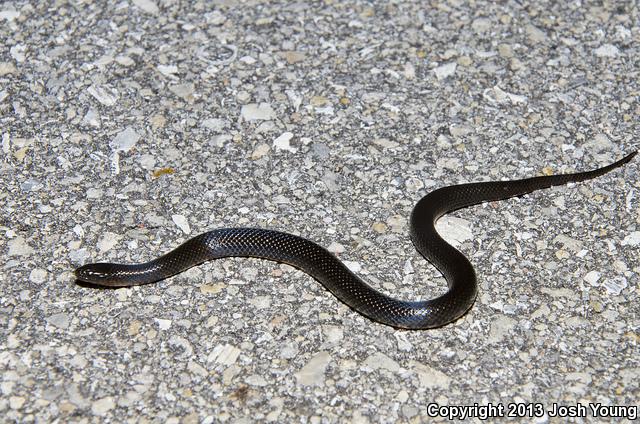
left=75, top=152, right=636, bottom=329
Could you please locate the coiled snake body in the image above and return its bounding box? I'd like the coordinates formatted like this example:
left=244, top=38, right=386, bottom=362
left=75, top=152, right=636, bottom=329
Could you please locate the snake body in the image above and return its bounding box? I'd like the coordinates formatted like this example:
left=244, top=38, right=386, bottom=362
left=75, top=152, right=636, bottom=329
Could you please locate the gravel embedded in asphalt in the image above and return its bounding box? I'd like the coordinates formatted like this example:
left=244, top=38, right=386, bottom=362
left=1, top=1, right=638, bottom=421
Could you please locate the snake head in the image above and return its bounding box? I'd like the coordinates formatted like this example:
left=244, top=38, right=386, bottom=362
left=74, top=263, right=119, bottom=285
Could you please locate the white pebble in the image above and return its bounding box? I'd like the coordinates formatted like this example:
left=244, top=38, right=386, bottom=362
left=249, top=295, right=272, bottom=309
left=115, top=55, right=134, bottom=66
left=0, top=10, right=20, bottom=21
left=435, top=216, right=473, bottom=247
left=273, top=132, right=296, bottom=153
left=526, top=24, right=548, bottom=43
left=169, top=83, right=195, bottom=101
left=436, top=157, right=462, bottom=170
left=29, top=268, right=47, bottom=284
left=280, top=342, right=298, bottom=359
left=157, top=64, right=178, bottom=77
left=10, top=44, right=26, bottom=62
left=9, top=396, right=25, bottom=410
left=295, top=351, right=331, bottom=386
left=97, top=232, right=121, bottom=253
left=410, top=362, right=452, bottom=389
left=487, top=315, right=517, bottom=344
left=202, top=118, right=226, bottom=131
left=91, top=396, right=115, bottom=415
left=394, top=331, right=413, bottom=351
left=132, top=0, right=159, bottom=14
left=471, top=17, right=491, bottom=33
left=246, top=375, right=268, bottom=387
left=363, top=352, right=400, bottom=373
left=285, top=90, right=302, bottom=111
left=86, top=188, right=103, bottom=199
left=82, top=108, right=101, bottom=127
left=322, top=325, right=343, bottom=344
left=594, top=44, right=619, bottom=57
left=155, top=318, right=172, bottom=330
left=172, top=214, right=191, bottom=235
left=47, top=312, right=70, bottom=329
left=396, top=390, right=409, bottom=402
left=343, top=260, right=361, bottom=273
left=373, top=138, right=399, bottom=149
left=583, top=271, right=601, bottom=286
left=8, top=236, right=34, bottom=257
left=87, top=84, right=118, bottom=106
left=73, top=224, right=85, bottom=238
left=404, top=176, right=424, bottom=192
left=110, top=127, right=140, bottom=152
left=327, top=242, right=345, bottom=254
left=604, top=277, right=627, bottom=296
left=251, top=143, right=270, bottom=160
left=208, top=344, right=241, bottom=365
left=621, top=231, right=640, bottom=246
left=241, top=103, right=275, bottom=121
left=483, top=86, right=527, bottom=104
left=138, top=154, right=156, bottom=170
left=403, top=259, right=414, bottom=275
left=433, top=62, right=456, bottom=80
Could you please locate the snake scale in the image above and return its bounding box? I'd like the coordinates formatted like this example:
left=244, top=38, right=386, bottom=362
left=75, top=152, right=636, bottom=329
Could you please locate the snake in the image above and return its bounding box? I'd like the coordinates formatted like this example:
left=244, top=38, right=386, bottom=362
left=75, top=151, right=636, bottom=329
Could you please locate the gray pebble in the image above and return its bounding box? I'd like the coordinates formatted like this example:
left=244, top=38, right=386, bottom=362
left=19, top=179, right=42, bottom=192
left=7, top=236, right=34, bottom=257
left=169, top=83, right=195, bottom=102
left=46, top=313, right=69, bottom=329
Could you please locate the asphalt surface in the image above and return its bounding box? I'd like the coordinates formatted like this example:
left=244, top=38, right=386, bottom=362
left=1, top=1, right=638, bottom=422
